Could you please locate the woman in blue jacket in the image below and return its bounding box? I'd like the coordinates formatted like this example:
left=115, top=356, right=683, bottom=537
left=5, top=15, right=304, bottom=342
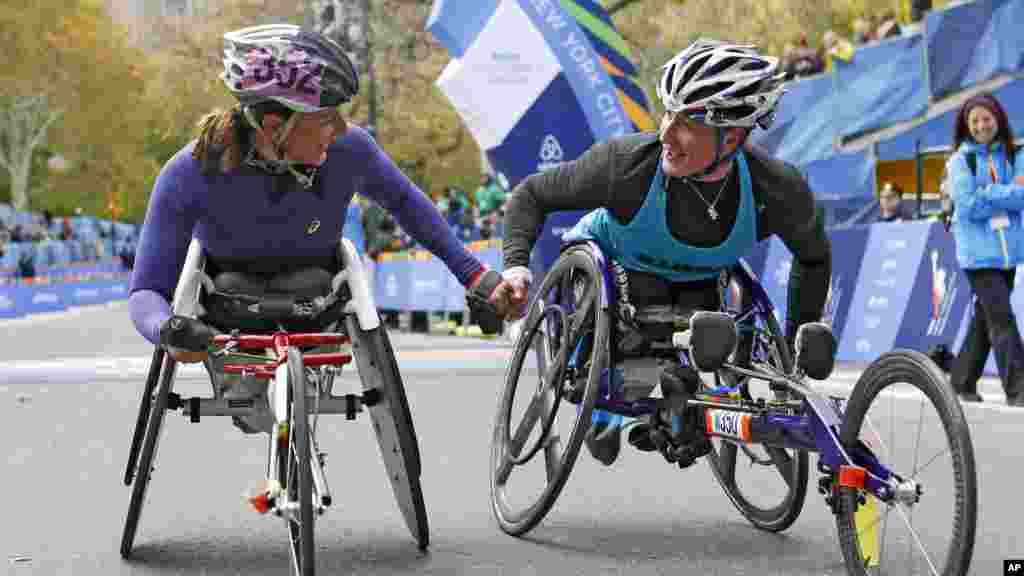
left=948, top=92, right=1024, bottom=407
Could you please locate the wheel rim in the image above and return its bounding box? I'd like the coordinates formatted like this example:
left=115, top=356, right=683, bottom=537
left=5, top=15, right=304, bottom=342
left=490, top=250, right=606, bottom=531
left=837, top=356, right=975, bottom=575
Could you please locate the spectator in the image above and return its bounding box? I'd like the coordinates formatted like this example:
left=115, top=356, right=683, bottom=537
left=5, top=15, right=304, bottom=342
left=474, top=173, right=507, bottom=219
left=947, top=92, right=1024, bottom=407
left=822, top=30, right=855, bottom=72
left=911, top=0, right=932, bottom=22
left=784, top=34, right=824, bottom=79
left=361, top=200, right=398, bottom=259
left=877, top=182, right=912, bottom=222
left=875, top=12, right=902, bottom=40
left=852, top=18, right=875, bottom=45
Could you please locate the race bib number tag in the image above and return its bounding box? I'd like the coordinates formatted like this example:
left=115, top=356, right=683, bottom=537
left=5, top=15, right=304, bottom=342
left=990, top=212, right=1011, bottom=230
left=704, top=409, right=752, bottom=442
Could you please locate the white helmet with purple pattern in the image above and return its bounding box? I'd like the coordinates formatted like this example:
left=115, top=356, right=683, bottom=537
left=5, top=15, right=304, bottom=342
left=657, top=39, right=785, bottom=130
left=221, top=24, right=359, bottom=112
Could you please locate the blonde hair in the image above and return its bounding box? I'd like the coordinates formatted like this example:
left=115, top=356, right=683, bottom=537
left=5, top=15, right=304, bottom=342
left=193, top=104, right=245, bottom=174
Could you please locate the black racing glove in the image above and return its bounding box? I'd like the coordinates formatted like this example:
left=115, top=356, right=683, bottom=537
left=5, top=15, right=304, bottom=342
left=159, top=315, right=216, bottom=352
left=465, top=269, right=503, bottom=335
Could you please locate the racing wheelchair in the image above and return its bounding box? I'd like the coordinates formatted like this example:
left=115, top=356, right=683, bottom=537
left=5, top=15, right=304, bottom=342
left=120, top=238, right=427, bottom=576
left=490, top=241, right=977, bottom=575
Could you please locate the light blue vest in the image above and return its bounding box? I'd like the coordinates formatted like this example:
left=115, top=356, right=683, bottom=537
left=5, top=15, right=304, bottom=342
left=563, top=151, right=757, bottom=282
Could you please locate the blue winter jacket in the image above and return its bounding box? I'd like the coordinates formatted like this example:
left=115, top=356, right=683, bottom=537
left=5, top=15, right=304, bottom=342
left=949, top=140, right=1024, bottom=270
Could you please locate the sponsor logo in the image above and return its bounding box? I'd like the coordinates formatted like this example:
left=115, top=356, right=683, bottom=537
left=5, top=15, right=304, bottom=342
left=705, top=409, right=752, bottom=442
left=413, top=279, right=440, bottom=292
left=867, top=296, right=889, bottom=310
left=385, top=274, right=398, bottom=298
left=885, top=239, right=907, bottom=252
left=856, top=338, right=872, bottom=353
left=874, top=277, right=897, bottom=288
left=927, top=248, right=958, bottom=336
left=537, top=134, right=564, bottom=172
left=881, top=259, right=898, bottom=271
left=32, top=293, right=59, bottom=305
left=74, top=288, right=100, bottom=300
left=306, top=219, right=321, bottom=235
left=864, top=315, right=882, bottom=329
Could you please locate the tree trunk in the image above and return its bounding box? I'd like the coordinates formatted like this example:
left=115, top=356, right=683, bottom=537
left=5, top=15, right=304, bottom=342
left=10, top=156, right=30, bottom=211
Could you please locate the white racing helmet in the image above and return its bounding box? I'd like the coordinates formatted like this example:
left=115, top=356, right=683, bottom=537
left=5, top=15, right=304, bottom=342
left=657, top=39, right=786, bottom=130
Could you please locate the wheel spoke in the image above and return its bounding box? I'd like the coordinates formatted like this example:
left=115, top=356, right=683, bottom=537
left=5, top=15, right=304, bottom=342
left=540, top=386, right=561, bottom=482
left=894, top=503, right=941, bottom=576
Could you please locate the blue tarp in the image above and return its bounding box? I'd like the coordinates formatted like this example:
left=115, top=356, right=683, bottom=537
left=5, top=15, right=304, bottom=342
left=875, top=77, right=1024, bottom=161
left=925, top=0, right=1024, bottom=99
left=803, top=148, right=877, bottom=201
left=833, top=34, right=930, bottom=140
left=875, top=109, right=958, bottom=162
left=752, top=73, right=837, bottom=166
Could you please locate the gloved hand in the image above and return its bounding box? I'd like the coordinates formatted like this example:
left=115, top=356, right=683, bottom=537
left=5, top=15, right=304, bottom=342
left=159, top=315, right=216, bottom=363
left=466, top=269, right=513, bottom=335
left=500, top=266, right=532, bottom=320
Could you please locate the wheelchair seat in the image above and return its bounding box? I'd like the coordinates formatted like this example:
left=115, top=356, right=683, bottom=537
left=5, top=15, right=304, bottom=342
left=617, top=304, right=697, bottom=356
left=200, top=263, right=347, bottom=335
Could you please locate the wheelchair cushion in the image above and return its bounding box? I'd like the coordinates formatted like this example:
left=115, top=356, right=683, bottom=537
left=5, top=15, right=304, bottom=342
left=201, top=267, right=345, bottom=333
left=688, top=311, right=738, bottom=371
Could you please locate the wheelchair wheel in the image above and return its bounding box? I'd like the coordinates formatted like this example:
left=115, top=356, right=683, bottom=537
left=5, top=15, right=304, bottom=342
left=705, top=284, right=809, bottom=533
left=835, top=349, right=976, bottom=575
left=286, top=347, right=315, bottom=576
left=490, top=245, right=610, bottom=536
left=124, top=347, right=165, bottom=486
left=121, top=353, right=177, bottom=558
left=354, top=323, right=429, bottom=550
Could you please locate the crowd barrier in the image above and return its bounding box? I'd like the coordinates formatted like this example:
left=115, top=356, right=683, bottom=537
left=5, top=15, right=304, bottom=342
left=0, top=274, right=130, bottom=319
left=0, top=220, right=1003, bottom=374
left=370, top=220, right=1005, bottom=372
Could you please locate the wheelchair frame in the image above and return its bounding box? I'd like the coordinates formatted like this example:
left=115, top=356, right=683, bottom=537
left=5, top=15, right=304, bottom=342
left=121, top=238, right=428, bottom=576
left=491, top=240, right=977, bottom=575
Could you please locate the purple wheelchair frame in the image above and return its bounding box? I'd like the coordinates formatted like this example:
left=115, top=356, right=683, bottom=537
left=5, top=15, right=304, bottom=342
left=565, top=241, right=896, bottom=502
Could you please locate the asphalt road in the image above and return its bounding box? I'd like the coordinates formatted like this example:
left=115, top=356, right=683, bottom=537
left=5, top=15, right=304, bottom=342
left=1, top=302, right=1020, bottom=575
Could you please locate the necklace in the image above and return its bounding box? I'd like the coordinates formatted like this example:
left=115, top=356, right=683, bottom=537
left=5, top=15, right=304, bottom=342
left=682, top=168, right=732, bottom=221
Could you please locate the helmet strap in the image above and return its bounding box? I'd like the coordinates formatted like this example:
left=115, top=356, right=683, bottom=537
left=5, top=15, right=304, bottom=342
left=242, top=106, right=316, bottom=189
left=690, top=127, right=747, bottom=179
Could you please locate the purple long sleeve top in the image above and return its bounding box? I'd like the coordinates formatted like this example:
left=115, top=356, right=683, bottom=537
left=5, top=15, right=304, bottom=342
left=129, top=125, right=484, bottom=345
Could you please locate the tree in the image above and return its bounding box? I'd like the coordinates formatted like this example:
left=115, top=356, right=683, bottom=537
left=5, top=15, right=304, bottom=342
left=0, top=91, right=62, bottom=210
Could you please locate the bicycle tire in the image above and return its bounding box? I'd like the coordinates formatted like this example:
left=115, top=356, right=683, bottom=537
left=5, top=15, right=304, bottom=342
left=124, top=347, right=166, bottom=486
left=835, top=349, right=976, bottom=576
left=706, top=304, right=809, bottom=532
left=286, top=347, right=316, bottom=576
left=358, top=324, right=429, bottom=550
left=490, top=246, right=610, bottom=536
left=121, top=354, right=177, bottom=558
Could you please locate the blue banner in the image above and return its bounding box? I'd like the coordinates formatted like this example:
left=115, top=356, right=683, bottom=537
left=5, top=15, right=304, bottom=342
left=803, top=148, right=877, bottom=201
left=875, top=108, right=958, bottom=162
left=893, top=223, right=973, bottom=351
left=833, top=35, right=929, bottom=141
left=375, top=257, right=410, bottom=311
left=925, top=0, right=1024, bottom=99
left=487, top=76, right=596, bottom=187
left=837, top=221, right=932, bottom=362
left=407, top=255, right=448, bottom=311
left=823, top=226, right=871, bottom=342
left=752, top=73, right=837, bottom=166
